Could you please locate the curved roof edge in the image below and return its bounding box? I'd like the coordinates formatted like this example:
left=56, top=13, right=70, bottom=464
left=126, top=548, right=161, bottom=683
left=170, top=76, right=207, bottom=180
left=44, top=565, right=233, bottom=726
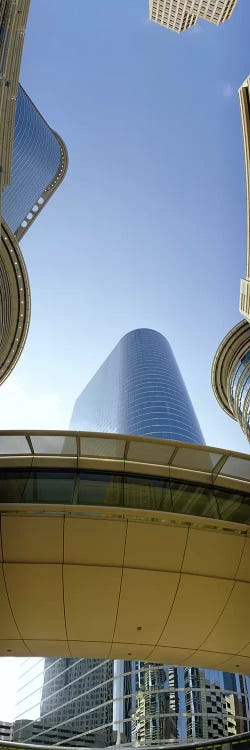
left=0, top=220, right=31, bottom=386
left=15, top=129, right=68, bottom=241
left=211, top=320, right=250, bottom=417
left=0, top=429, right=250, bottom=494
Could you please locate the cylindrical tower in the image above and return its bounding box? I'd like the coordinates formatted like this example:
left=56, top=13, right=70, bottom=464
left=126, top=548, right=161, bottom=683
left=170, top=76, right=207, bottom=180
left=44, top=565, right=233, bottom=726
left=70, top=328, right=204, bottom=444
left=212, top=320, right=250, bottom=442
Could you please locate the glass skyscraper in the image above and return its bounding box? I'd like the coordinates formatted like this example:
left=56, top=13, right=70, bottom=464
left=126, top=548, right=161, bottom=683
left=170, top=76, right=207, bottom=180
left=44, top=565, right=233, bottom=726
left=0, top=83, right=67, bottom=387
left=13, top=329, right=250, bottom=747
left=2, top=84, right=68, bottom=240
left=70, top=328, right=204, bottom=443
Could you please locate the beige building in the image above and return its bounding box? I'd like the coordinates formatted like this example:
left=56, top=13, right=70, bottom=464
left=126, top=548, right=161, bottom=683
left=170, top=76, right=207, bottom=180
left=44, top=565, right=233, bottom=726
left=212, top=76, right=250, bottom=441
left=149, top=0, right=238, bottom=33
left=239, top=77, right=250, bottom=323
left=0, top=1, right=31, bottom=197
left=0, top=3, right=68, bottom=386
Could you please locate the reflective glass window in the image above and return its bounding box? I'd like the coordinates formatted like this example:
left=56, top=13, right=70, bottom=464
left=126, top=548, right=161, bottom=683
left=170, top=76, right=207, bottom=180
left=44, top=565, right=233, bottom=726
left=171, top=481, right=219, bottom=519
left=0, top=469, right=29, bottom=502
left=22, top=470, right=75, bottom=504
left=70, top=329, right=205, bottom=445
left=78, top=472, right=123, bottom=506
left=214, top=487, right=250, bottom=524
left=2, top=86, right=62, bottom=234
left=124, top=474, right=171, bottom=511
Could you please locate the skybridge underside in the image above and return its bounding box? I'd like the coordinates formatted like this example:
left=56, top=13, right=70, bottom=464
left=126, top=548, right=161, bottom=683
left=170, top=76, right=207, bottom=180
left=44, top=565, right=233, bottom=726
left=0, top=431, right=249, bottom=673
left=1, top=505, right=249, bottom=673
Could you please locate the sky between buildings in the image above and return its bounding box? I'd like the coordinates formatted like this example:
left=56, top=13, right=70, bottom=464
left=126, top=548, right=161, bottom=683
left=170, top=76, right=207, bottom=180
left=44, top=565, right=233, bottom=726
left=0, top=0, right=250, bottom=721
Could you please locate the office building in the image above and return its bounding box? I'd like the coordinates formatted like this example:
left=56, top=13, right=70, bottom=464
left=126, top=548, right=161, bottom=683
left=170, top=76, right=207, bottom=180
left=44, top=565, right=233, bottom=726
left=0, top=2, right=67, bottom=386
left=149, top=0, right=238, bottom=34
left=0, top=0, right=31, bottom=386
left=0, top=722, right=12, bottom=741
left=2, top=84, right=68, bottom=240
left=70, top=328, right=205, bottom=443
left=12, top=329, right=250, bottom=746
left=0, top=219, right=30, bottom=386
left=212, top=320, right=250, bottom=441
left=0, top=84, right=67, bottom=386
left=239, top=77, right=250, bottom=324
left=0, top=1, right=31, bottom=195
left=212, top=77, right=250, bottom=441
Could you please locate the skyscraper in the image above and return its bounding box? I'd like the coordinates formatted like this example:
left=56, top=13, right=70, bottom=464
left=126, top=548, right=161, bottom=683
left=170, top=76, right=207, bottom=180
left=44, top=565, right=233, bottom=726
left=0, top=84, right=68, bottom=386
left=149, top=0, right=238, bottom=34
left=212, top=320, right=250, bottom=442
left=0, top=0, right=31, bottom=387
left=0, top=0, right=31, bottom=197
left=2, top=84, right=68, bottom=240
left=14, top=329, right=250, bottom=747
left=70, top=328, right=204, bottom=443
left=212, top=76, right=250, bottom=441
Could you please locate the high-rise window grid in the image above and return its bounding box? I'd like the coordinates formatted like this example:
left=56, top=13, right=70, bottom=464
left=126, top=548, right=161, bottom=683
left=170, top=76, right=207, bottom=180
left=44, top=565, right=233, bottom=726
left=149, top=0, right=238, bottom=32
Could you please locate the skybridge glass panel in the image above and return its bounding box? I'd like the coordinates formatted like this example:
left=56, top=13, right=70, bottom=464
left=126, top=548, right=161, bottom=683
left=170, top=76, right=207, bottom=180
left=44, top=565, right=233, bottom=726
left=78, top=471, right=123, bottom=506
left=214, top=486, right=250, bottom=524
left=26, top=470, right=75, bottom=503
left=124, top=473, right=171, bottom=511
left=171, top=480, right=219, bottom=518
left=0, top=468, right=249, bottom=524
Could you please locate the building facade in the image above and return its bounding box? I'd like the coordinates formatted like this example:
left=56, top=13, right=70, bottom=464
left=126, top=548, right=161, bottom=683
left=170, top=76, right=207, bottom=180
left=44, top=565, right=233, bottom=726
left=212, top=320, right=250, bottom=441
left=0, top=0, right=31, bottom=193
left=70, top=328, right=204, bottom=443
left=149, top=0, right=238, bottom=34
left=0, top=219, right=30, bottom=386
left=0, top=84, right=67, bottom=386
left=212, top=76, right=250, bottom=441
left=239, top=77, right=250, bottom=324
left=0, top=0, right=68, bottom=386
left=13, top=329, right=250, bottom=746
left=2, top=84, right=68, bottom=241
left=0, top=721, right=12, bottom=741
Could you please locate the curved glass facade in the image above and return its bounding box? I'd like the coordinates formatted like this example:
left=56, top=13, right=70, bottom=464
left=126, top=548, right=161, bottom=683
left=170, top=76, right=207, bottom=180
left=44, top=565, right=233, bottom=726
left=70, top=329, right=205, bottom=444
left=2, top=85, right=62, bottom=236
left=229, top=351, right=250, bottom=441
left=13, top=660, right=250, bottom=747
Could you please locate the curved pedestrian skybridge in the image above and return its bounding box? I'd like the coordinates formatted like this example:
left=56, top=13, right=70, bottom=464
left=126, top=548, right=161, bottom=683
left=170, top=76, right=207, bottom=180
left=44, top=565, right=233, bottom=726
left=0, top=432, right=249, bottom=672
left=0, top=430, right=249, bottom=522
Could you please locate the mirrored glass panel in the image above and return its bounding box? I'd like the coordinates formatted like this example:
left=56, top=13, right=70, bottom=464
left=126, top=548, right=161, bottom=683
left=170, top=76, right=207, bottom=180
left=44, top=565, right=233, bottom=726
left=124, top=474, right=172, bottom=511
left=79, top=471, right=123, bottom=506
left=0, top=470, right=30, bottom=501
left=214, top=487, right=250, bottom=524
left=22, top=470, right=75, bottom=504
left=171, top=481, right=219, bottom=519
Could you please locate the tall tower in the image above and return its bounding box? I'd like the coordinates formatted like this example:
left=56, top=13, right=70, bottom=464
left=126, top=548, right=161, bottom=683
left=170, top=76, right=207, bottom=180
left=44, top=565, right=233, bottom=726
left=70, top=328, right=204, bottom=443
left=212, top=76, right=250, bottom=443
left=0, top=84, right=67, bottom=386
left=149, top=0, right=238, bottom=34
left=2, top=84, right=67, bottom=240
left=13, top=329, right=250, bottom=746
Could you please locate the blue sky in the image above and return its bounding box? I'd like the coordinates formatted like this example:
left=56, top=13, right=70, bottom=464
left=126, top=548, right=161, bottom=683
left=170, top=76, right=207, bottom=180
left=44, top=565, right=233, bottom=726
left=0, top=0, right=250, bottom=722
left=0, top=0, right=249, bottom=453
